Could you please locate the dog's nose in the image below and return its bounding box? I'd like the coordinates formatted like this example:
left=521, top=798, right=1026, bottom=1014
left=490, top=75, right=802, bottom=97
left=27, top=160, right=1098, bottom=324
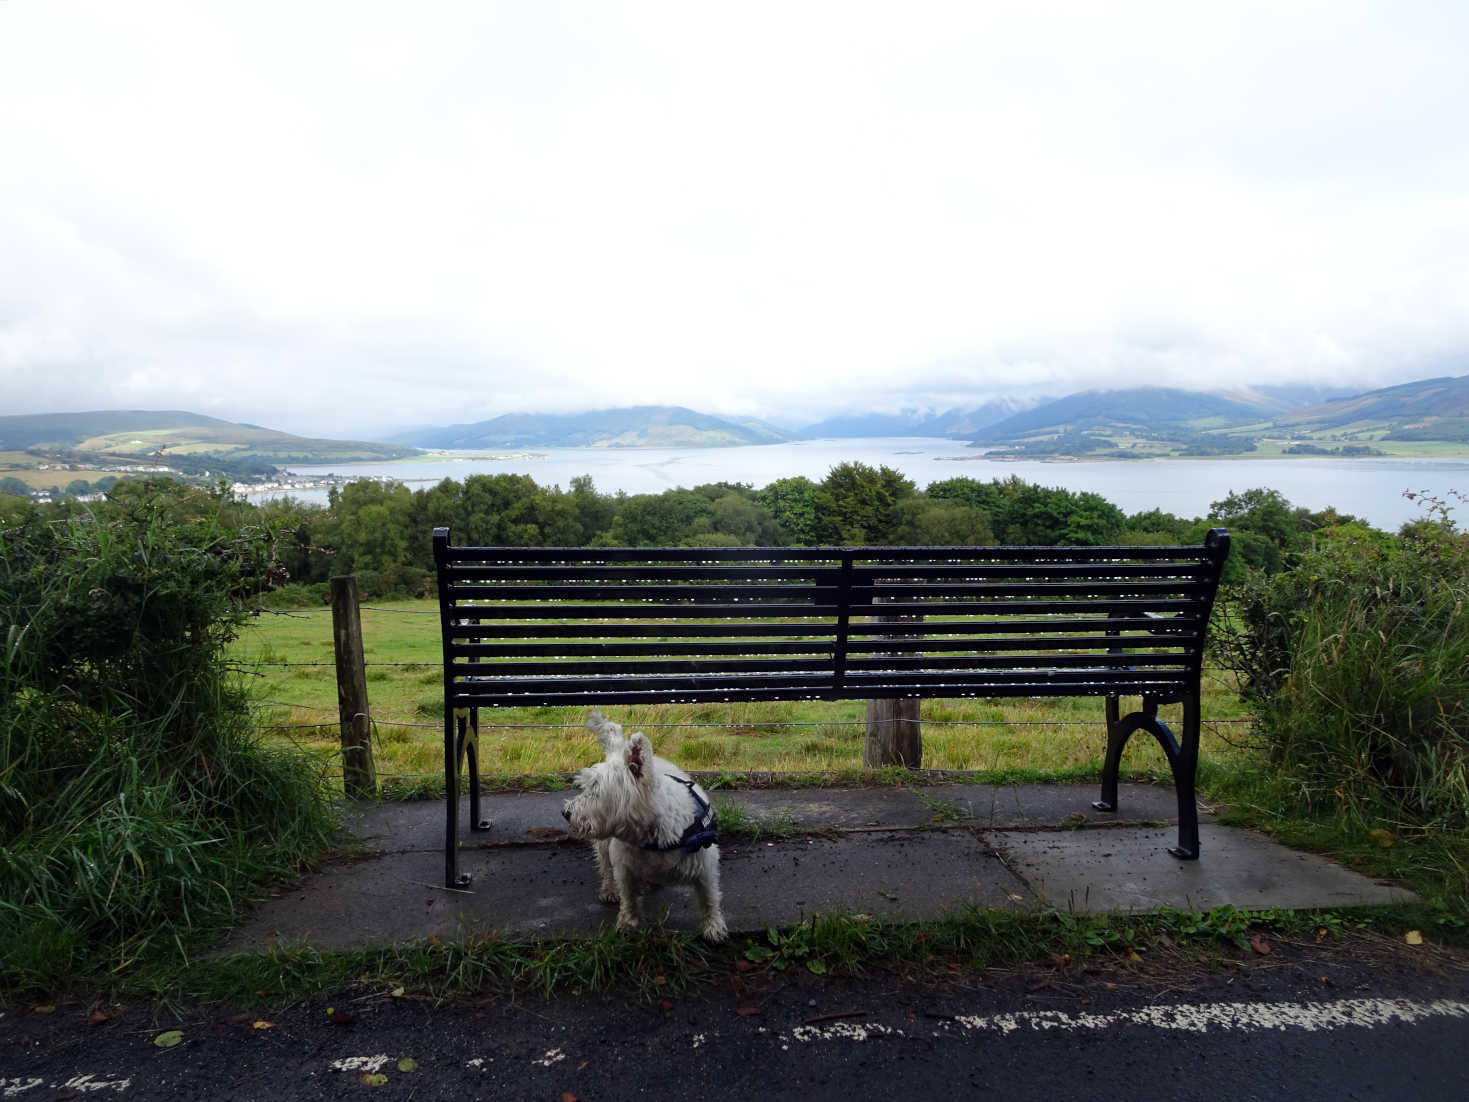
left=561, top=807, right=571, bottom=821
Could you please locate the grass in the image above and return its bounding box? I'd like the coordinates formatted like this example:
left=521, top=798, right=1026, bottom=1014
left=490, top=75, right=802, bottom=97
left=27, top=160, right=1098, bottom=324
left=233, top=598, right=1257, bottom=794
left=181, top=900, right=1443, bottom=1010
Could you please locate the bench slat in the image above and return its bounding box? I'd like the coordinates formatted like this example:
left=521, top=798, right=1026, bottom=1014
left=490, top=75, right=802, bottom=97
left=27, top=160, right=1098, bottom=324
left=446, top=632, right=1201, bottom=659
left=438, top=561, right=1211, bottom=584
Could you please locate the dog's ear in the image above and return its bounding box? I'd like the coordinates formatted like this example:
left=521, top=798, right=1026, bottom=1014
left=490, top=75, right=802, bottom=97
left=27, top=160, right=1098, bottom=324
left=625, top=733, right=653, bottom=781
left=586, top=710, right=624, bottom=752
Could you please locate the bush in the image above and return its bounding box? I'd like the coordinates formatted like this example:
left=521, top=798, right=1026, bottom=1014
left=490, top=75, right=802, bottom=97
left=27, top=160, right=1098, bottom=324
left=1216, top=516, right=1469, bottom=829
left=0, top=497, right=336, bottom=989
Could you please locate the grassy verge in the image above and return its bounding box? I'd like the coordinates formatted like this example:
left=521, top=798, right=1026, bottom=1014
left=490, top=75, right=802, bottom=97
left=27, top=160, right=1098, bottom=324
left=180, top=901, right=1450, bottom=1010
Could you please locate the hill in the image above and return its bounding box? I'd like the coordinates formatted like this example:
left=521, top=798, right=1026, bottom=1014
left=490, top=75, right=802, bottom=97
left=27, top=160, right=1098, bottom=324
left=798, top=400, right=1033, bottom=439
left=0, top=410, right=413, bottom=463
left=1269, top=375, right=1469, bottom=443
left=392, top=406, right=796, bottom=449
left=963, top=376, right=1469, bottom=457
left=970, top=387, right=1270, bottom=456
left=0, top=410, right=415, bottom=496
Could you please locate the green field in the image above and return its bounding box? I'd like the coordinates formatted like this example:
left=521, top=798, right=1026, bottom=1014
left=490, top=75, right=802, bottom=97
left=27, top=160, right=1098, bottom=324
left=233, top=598, right=1255, bottom=796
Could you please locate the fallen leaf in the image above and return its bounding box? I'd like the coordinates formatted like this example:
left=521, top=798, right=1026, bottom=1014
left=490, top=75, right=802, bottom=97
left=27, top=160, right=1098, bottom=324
left=1367, top=828, right=1395, bottom=848
left=359, top=1072, right=387, bottom=1086
left=33, top=1005, right=56, bottom=1015
left=734, top=960, right=758, bottom=973
left=1250, top=934, right=1272, bottom=955
left=329, top=1010, right=355, bottom=1026
left=736, top=1006, right=760, bottom=1016
left=391, top=987, right=405, bottom=998
left=1405, top=930, right=1424, bottom=946
left=153, top=1030, right=184, bottom=1048
left=1125, top=949, right=1143, bottom=962
left=1007, top=893, right=1025, bottom=902
left=397, top=1058, right=418, bottom=1072
left=252, top=1021, right=274, bottom=1031
left=562, top=1093, right=580, bottom=1102
left=660, top=1001, right=675, bottom=1012
left=525, top=827, right=564, bottom=838
left=88, top=1010, right=109, bottom=1027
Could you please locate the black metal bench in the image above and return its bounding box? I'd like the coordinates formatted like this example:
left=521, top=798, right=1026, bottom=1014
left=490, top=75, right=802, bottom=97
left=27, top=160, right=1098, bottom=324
left=432, top=528, right=1231, bottom=888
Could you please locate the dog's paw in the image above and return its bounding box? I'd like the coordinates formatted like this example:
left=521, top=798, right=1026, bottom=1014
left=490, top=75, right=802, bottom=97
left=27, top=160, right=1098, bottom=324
left=598, top=886, right=620, bottom=906
left=615, top=912, right=641, bottom=932
left=700, top=916, right=729, bottom=944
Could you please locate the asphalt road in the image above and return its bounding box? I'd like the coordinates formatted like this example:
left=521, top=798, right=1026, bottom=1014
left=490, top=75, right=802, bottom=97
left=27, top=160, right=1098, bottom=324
left=5, top=933, right=1467, bottom=1101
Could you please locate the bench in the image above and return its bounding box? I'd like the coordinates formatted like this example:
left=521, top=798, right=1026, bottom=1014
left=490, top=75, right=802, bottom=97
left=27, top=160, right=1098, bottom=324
left=432, top=527, right=1231, bottom=888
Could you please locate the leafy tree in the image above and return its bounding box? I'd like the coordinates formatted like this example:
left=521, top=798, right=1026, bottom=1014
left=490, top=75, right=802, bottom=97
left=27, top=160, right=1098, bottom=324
left=568, top=474, right=616, bottom=544
left=888, top=496, right=995, bottom=545
left=1125, top=507, right=1193, bottom=541
left=695, top=492, right=781, bottom=545
left=606, top=490, right=714, bottom=546
left=758, top=476, right=818, bottom=545
left=812, top=463, right=915, bottom=543
left=327, top=479, right=414, bottom=575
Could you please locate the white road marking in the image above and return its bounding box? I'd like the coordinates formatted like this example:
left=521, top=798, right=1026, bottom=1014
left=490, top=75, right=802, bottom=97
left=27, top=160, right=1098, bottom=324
left=1, top=1074, right=132, bottom=1095
left=329, top=1054, right=392, bottom=1073
left=779, top=997, right=1469, bottom=1044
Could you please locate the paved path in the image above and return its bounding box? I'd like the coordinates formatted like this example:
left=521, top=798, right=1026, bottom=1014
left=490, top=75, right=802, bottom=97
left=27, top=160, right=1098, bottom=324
left=219, top=782, right=1413, bottom=953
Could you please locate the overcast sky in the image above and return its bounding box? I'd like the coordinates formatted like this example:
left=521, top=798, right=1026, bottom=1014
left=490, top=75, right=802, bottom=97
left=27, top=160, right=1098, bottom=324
left=2, top=1, right=1467, bottom=438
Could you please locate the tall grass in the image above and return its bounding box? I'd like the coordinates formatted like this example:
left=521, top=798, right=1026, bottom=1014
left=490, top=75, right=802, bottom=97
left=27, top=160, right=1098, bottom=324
left=0, top=494, right=336, bottom=992
left=1215, top=511, right=1469, bottom=838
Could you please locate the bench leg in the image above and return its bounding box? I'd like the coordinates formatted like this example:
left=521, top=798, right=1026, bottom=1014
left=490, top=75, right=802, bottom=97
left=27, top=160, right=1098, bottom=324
left=1092, top=695, right=1201, bottom=860
left=465, top=707, right=490, bottom=834
left=444, top=708, right=484, bottom=889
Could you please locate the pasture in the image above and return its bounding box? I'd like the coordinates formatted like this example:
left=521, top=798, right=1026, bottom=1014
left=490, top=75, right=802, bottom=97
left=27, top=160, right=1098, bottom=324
left=234, top=598, right=1255, bottom=796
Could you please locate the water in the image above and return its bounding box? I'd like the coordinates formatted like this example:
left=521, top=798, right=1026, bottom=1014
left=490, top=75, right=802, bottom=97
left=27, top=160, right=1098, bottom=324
left=247, top=437, right=1469, bottom=532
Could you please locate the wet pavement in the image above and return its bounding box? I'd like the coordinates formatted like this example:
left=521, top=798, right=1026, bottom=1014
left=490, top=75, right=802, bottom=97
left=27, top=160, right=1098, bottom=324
left=218, top=781, right=1415, bottom=953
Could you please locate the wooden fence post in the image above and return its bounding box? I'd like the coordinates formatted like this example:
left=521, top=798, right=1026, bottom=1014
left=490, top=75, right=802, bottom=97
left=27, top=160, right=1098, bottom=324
left=863, top=586, right=923, bottom=768
left=330, top=575, right=377, bottom=799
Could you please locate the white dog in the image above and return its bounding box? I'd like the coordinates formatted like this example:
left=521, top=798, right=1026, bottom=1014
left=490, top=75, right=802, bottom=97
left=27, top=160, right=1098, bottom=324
left=561, top=711, right=728, bottom=943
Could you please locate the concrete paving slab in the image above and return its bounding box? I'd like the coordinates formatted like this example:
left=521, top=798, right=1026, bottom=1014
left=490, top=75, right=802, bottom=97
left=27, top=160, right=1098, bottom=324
left=218, top=830, right=1026, bottom=954
left=709, top=786, right=938, bottom=831
left=916, top=783, right=1183, bottom=828
left=993, top=825, right=1418, bottom=914
left=341, top=782, right=1188, bottom=859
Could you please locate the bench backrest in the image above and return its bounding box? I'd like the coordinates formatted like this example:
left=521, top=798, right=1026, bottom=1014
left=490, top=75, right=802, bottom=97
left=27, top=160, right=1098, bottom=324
left=433, top=529, right=1230, bottom=710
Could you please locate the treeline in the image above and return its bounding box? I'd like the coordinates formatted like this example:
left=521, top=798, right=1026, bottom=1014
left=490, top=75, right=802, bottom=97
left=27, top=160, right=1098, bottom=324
left=0, top=463, right=1380, bottom=604
left=255, top=465, right=1370, bottom=602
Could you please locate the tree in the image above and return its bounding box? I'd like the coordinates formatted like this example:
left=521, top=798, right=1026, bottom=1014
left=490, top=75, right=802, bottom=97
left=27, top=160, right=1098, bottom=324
left=606, top=490, right=714, bottom=546
left=758, top=477, right=818, bottom=545
left=888, top=497, right=994, bottom=545
left=568, top=475, right=615, bottom=544
left=813, top=463, right=915, bottom=543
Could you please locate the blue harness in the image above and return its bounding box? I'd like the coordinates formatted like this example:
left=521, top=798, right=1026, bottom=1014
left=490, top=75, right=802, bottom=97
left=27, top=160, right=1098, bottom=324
left=643, top=775, right=719, bottom=854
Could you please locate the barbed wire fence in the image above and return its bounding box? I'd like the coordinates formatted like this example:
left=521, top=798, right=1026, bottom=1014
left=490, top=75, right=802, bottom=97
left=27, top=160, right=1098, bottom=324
left=246, top=593, right=1259, bottom=790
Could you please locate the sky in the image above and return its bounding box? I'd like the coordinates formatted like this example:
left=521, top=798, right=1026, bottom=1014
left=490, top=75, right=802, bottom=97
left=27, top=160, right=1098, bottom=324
left=2, top=1, right=1467, bottom=439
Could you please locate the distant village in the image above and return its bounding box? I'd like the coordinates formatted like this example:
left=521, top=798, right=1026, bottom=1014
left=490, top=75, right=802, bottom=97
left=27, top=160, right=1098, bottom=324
left=14, top=460, right=356, bottom=505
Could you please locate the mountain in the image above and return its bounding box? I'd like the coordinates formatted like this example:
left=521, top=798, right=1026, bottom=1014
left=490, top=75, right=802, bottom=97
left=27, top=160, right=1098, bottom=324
left=392, top=406, right=796, bottom=449
left=972, top=387, right=1269, bottom=445
left=1270, top=375, right=1469, bottom=442
left=1213, top=383, right=1361, bottom=413
left=0, top=410, right=415, bottom=464
left=798, top=400, right=1034, bottom=439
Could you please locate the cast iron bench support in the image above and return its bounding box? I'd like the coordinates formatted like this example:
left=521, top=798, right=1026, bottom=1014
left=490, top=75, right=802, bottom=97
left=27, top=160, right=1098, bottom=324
left=433, top=529, right=1230, bottom=888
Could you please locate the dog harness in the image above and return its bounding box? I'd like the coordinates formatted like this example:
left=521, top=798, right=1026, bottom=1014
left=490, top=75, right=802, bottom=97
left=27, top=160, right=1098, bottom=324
left=643, top=775, right=719, bottom=854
